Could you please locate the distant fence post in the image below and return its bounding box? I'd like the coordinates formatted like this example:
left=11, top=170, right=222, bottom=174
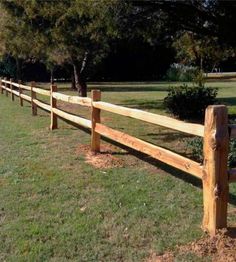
left=18, top=80, right=23, bottom=106
left=30, top=81, right=37, bottom=116
left=10, top=78, right=14, bottom=101
left=202, top=105, right=229, bottom=235
left=4, top=77, right=8, bottom=97
left=0, top=78, right=2, bottom=94
left=50, top=84, right=58, bottom=130
left=91, top=90, right=101, bottom=152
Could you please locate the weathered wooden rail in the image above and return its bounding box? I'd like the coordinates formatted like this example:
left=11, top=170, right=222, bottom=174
left=0, top=77, right=235, bottom=236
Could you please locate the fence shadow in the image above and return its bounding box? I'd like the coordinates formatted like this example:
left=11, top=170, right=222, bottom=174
left=98, top=135, right=236, bottom=206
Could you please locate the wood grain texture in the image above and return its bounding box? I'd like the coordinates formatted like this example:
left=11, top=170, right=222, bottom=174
left=52, top=108, right=91, bottom=128
left=4, top=78, right=8, bottom=97
left=32, top=87, right=50, bottom=96
left=202, top=105, right=229, bottom=235
left=52, top=92, right=91, bottom=107
left=50, top=85, right=58, bottom=130
left=93, top=101, right=205, bottom=137
left=18, top=80, right=23, bottom=106
left=31, top=82, right=37, bottom=116
left=33, top=99, right=51, bottom=112
left=91, top=90, right=101, bottom=152
left=10, top=78, right=14, bottom=101
left=20, top=93, right=31, bottom=102
left=95, top=123, right=203, bottom=178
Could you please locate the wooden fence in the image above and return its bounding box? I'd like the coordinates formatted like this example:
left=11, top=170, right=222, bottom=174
left=1, top=77, right=236, bottom=236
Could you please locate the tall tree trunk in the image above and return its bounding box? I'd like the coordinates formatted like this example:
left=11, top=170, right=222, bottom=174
left=16, top=57, right=22, bottom=81
left=71, top=73, right=76, bottom=90
left=73, top=63, right=87, bottom=97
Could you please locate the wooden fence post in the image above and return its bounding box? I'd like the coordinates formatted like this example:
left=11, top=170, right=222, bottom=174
left=202, top=105, right=229, bottom=236
left=4, top=77, right=8, bottom=97
left=10, top=78, right=14, bottom=101
left=0, top=78, right=2, bottom=94
left=91, top=90, right=101, bottom=152
left=30, top=81, right=37, bottom=115
left=18, top=80, right=23, bottom=106
left=50, top=84, right=58, bottom=130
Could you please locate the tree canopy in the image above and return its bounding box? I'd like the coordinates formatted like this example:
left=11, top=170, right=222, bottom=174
left=0, top=0, right=236, bottom=95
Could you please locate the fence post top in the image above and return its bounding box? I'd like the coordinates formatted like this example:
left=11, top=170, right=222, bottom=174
left=50, top=84, right=57, bottom=92
left=91, top=89, right=101, bottom=101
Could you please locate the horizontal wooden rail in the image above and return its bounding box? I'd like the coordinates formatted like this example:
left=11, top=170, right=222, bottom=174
left=20, top=84, right=31, bottom=91
left=52, top=108, right=91, bottom=128
left=95, top=123, right=203, bottom=178
left=93, top=101, right=204, bottom=137
left=5, top=87, right=11, bottom=92
left=52, top=92, right=91, bottom=107
left=33, top=99, right=51, bottom=112
left=2, top=80, right=11, bottom=85
left=228, top=168, right=236, bottom=183
left=2, top=79, right=31, bottom=91
left=11, top=89, right=19, bottom=96
left=32, top=87, right=50, bottom=96
left=20, top=93, right=31, bottom=102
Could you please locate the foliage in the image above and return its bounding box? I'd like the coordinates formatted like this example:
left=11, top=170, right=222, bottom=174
left=164, top=84, right=218, bottom=120
left=187, top=137, right=236, bottom=168
left=173, top=32, right=234, bottom=72
left=165, top=63, right=198, bottom=82
left=0, top=54, right=16, bottom=78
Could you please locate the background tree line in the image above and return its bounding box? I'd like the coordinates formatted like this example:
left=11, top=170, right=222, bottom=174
left=0, top=0, right=235, bottom=96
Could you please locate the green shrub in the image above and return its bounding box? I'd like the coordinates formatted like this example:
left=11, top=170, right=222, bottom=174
left=186, top=137, right=236, bottom=167
left=164, top=85, right=218, bottom=120
left=165, top=64, right=198, bottom=82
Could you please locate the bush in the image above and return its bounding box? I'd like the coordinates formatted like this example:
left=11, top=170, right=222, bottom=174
left=186, top=137, right=236, bottom=167
left=164, top=84, right=218, bottom=120
left=165, top=63, right=198, bottom=82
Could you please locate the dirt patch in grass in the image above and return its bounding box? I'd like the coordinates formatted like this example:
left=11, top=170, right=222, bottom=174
left=148, top=229, right=236, bottom=261
left=76, top=144, right=125, bottom=169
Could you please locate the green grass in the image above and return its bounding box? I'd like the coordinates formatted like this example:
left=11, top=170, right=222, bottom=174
left=1, top=80, right=236, bottom=261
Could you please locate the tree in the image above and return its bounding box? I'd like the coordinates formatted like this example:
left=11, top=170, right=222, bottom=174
left=173, top=32, right=235, bottom=72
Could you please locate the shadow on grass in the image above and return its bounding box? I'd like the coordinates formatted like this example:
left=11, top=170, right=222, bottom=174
left=56, top=118, right=236, bottom=206
left=100, top=136, right=236, bottom=207
left=147, top=131, right=193, bottom=143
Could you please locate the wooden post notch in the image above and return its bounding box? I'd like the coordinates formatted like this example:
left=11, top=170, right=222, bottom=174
left=202, top=105, right=229, bottom=236
left=19, top=80, right=23, bottom=106
left=50, top=84, right=58, bottom=130
left=10, top=78, right=14, bottom=101
left=30, top=81, right=37, bottom=115
left=91, top=90, right=101, bottom=152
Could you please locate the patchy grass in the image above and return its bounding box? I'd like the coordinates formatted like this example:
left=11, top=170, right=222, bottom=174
left=1, top=80, right=236, bottom=261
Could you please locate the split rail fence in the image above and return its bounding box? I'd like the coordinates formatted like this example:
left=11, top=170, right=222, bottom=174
left=1, top=77, right=236, bottom=236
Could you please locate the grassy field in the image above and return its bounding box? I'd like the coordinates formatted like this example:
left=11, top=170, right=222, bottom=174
left=1, top=80, right=236, bottom=261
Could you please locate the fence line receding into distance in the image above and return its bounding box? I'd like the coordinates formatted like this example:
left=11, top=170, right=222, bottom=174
left=1, top=77, right=235, bottom=236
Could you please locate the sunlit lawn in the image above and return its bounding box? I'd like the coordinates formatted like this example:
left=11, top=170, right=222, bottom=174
left=1, top=80, right=236, bottom=261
